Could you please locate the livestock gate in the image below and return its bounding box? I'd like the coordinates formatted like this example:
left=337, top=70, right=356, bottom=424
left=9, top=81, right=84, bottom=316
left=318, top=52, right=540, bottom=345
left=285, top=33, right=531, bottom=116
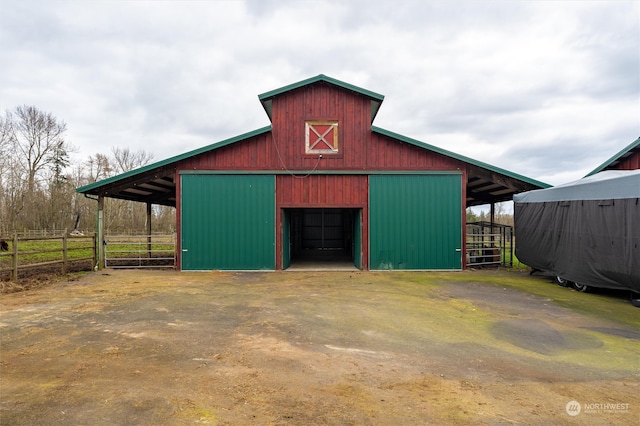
left=103, top=233, right=176, bottom=269
left=466, top=221, right=513, bottom=268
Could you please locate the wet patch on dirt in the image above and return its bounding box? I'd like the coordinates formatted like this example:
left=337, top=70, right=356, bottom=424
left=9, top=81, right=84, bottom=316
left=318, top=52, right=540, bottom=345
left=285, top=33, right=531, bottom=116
left=490, top=318, right=603, bottom=355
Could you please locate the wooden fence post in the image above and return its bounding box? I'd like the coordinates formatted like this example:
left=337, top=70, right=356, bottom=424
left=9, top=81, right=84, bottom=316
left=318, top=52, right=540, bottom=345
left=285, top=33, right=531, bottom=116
left=11, top=233, right=18, bottom=281
left=62, top=229, right=68, bottom=274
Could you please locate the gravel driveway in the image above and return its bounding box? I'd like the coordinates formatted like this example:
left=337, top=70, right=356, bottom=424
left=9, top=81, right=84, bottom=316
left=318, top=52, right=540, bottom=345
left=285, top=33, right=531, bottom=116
left=1, top=269, right=638, bottom=425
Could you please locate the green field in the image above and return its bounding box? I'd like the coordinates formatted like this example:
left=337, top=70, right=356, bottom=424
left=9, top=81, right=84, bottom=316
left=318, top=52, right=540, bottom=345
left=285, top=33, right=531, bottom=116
left=0, top=238, right=93, bottom=264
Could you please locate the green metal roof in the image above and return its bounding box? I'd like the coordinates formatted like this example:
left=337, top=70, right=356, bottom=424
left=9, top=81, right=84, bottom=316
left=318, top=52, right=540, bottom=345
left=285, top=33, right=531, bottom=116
left=372, top=126, right=551, bottom=190
left=258, top=74, right=385, bottom=123
left=585, top=137, right=640, bottom=177
left=76, top=126, right=272, bottom=205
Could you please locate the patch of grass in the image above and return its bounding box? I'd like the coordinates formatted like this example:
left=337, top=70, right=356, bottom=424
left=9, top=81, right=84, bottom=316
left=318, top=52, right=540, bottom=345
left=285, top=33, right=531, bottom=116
left=511, top=255, right=530, bottom=270
left=0, top=238, right=95, bottom=265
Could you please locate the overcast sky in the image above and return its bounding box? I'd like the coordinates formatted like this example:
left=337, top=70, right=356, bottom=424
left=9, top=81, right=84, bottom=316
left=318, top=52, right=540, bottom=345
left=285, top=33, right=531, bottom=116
left=1, top=0, right=638, bottom=187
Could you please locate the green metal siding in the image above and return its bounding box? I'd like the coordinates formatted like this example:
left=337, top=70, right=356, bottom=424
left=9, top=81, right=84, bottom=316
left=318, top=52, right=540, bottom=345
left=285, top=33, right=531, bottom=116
left=353, top=209, right=362, bottom=269
left=369, top=174, right=462, bottom=270
left=282, top=210, right=291, bottom=269
left=181, top=175, right=275, bottom=270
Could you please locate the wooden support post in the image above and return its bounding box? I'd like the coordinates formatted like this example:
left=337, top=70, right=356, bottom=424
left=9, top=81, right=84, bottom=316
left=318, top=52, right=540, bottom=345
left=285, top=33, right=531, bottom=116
left=92, top=233, right=97, bottom=269
left=490, top=203, right=495, bottom=228
left=489, top=203, right=497, bottom=264
left=490, top=202, right=496, bottom=245
left=147, top=202, right=152, bottom=258
left=97, top=196, right=105, bottom=270
left=62, top=229, right=68, bottom=274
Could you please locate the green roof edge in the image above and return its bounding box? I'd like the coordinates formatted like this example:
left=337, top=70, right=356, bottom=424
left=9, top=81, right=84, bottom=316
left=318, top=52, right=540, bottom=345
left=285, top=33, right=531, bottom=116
left=584, top=136, right=640, bottom=177
left=76, top=126, right=272, bottom=193
left=258, top=74, right=385, bottom=102
left=371, top=126, right=551, bottom=189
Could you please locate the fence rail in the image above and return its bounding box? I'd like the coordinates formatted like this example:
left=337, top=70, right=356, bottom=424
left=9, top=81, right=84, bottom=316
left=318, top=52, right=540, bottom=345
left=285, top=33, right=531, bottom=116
left=0, top=232, right=96, bottom=281
left=466, top=233, right=502, bottom=267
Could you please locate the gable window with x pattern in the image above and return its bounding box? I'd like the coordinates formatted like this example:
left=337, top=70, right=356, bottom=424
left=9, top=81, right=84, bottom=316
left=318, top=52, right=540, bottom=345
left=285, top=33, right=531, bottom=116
left=305, top=121, right=339, bottom=154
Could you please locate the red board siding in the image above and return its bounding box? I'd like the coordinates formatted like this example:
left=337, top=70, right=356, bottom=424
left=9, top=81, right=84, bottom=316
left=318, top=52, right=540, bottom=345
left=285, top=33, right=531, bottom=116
left=175, top=123, right=464, bottom=174
left=177, top=133, right=280, bottom=171
left=367, top=132, right=465, bottom=170
left=276, top=174, right=368, bottom=206
left=270, top=85, right=371, bottom=170
left=615, top=151, right=640, bottom=171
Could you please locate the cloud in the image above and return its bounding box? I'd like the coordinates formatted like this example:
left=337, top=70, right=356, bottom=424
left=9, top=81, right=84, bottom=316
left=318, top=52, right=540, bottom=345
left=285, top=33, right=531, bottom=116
left=0, top=0, right=637, bottom=187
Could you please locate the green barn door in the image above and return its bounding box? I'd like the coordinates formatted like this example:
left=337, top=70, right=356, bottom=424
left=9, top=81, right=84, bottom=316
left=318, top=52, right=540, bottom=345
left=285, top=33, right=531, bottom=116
left=369, top=174, right=462, bottom=270
left=181, top=174, right=275, bottom=270
left=353, top=209, right=362, bottom=269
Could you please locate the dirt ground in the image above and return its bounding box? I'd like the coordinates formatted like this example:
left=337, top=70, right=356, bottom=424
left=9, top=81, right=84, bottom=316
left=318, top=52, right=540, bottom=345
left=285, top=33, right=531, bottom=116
left=1, top=269, right=638, bottom=425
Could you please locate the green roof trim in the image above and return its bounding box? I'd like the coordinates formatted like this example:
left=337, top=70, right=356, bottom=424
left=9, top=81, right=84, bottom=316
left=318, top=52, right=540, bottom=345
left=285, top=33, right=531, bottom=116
left=371, top=126, right=551, bottom=189
left=76, top=126, right=272, bottom=194
left=258, top=74, right=385, bottom=123
left=585, top=137, right=640, bottom=177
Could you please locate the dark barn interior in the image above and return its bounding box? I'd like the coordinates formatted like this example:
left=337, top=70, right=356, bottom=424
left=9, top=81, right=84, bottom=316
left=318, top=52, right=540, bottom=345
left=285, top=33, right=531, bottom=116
left=285, top=208, right=359, bottom=268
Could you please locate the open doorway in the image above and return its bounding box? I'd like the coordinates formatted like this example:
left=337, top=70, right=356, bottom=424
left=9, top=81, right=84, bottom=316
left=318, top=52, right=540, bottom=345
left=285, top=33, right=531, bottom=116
left=283, top=208, right=361, bottom=270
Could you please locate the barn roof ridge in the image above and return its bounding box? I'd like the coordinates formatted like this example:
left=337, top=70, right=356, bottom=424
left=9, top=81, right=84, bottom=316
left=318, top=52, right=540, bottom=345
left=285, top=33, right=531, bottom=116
left=258, top=74, right=385, bottom=123
left=585, top=136, right=640, bottom=177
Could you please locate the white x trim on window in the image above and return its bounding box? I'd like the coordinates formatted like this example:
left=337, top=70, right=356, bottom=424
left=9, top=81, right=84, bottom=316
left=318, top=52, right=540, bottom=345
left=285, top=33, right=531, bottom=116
left=305, top=121, right=338, bottom=154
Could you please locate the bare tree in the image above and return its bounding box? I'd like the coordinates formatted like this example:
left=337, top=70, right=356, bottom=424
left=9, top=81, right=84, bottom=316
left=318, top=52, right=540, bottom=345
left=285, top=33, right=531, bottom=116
left=10, top=106, right=68, bottom=193
left=0, top=112, right=12, bottom=164
left=85, top=153, right=113, bottom=183
left=103, top=147, right=155, bottom=233
left=111, top=147, right=154, bottom=174
left=0, top=114, right=12, bottom=233
left=0, top=106, right=73, bottom=230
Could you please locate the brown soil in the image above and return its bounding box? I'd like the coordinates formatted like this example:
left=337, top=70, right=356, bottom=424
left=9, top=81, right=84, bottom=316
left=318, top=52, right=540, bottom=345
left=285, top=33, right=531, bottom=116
left=1, top=269, right=638, bottom=425
left=0, top=261, right=92, bottom=294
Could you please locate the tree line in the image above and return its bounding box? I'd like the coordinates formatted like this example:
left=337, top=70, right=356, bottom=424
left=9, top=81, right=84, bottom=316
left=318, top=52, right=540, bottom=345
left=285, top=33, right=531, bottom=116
left=0, top=106, right=175, bottom=235
left=466, top=205, right=514, bottom=228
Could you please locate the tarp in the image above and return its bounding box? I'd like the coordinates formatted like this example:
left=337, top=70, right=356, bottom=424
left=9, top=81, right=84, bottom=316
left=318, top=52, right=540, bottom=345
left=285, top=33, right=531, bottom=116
left=514, top=170, right=640, bottom=202
left=514, top=170, right=640, bottom=291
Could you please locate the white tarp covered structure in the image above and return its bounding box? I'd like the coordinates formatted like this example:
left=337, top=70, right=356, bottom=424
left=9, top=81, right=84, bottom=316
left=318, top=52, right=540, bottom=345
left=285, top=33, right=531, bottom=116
left=514, top=170, right=640, bottom=291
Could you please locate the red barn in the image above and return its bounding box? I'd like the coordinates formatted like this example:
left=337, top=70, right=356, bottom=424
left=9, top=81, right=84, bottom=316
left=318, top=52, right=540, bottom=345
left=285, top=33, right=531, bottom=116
left=78, top=75, right=548, bottom=271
